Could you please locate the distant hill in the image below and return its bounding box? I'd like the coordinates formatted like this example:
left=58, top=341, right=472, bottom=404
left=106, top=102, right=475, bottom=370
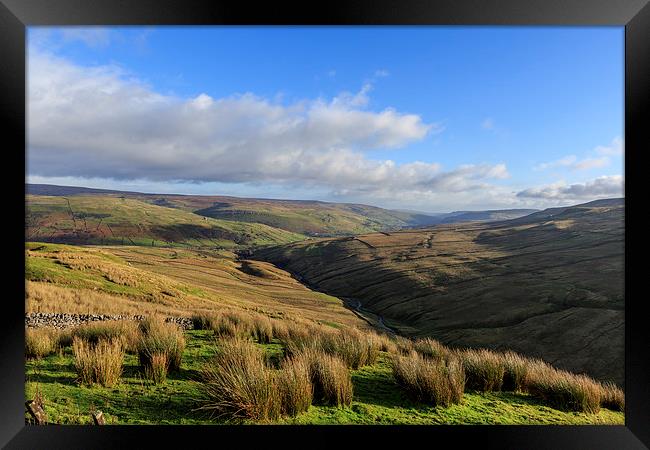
left=27, top=184, right=141, bottom=196
left=425, top=208, right=539, bottom=225
left=26, top=184, right=443, bottom=237
left=26, top=194, right=305, bottom=249
left=254, top=198, right=625, bottom=384
left=28, top=184, right=539, bottom=237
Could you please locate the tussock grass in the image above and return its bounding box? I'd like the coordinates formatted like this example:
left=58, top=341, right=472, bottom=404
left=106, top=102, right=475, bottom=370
left=294, top=347, right=353, bottom=407
left=283, top=322, right=323, bottom=355
left=502, top=351, right=529, bottom=392
left=392, top=351, right=464, bottom=407
left=283, top=323, right=379, bottom=369
left=144, top=353, right=168, bottom=384
left=373, top=332, right=398, bottom=354
left=250, top=314, right=274, bottom=344
left=137, top=316, right=185, bottom=378
left=211, top=316, right=244, bottom=339
left=191, top=312, right=217, bottom=330
left=72, top=337, right=124, bottom=387
left=393, top=335, right=415, bottom=355
left=458, top=348, right=505, bottom=392
left=196, top=337, right=280, bottom=422
left=221, top=311, right=255, bottom=334
left=319, top=328, right=379, bottom=369
left=73, top=321, right=140, bottom=353
left=277, top=357, right=313, bottom=416
left=524, top=359, right=601, bottom=413
left=600, top=381, right=624, bottom=412
left=200, top=311, right=261, bottom=340
left=270, top=319, right=290, bottom=341
left=25, top=328, right=58, bottom=359
left=197, top=336, right=318, bottom=421
left=413, top=337, right=448, bottom=361
left=56, top=329, right=74, bottom=348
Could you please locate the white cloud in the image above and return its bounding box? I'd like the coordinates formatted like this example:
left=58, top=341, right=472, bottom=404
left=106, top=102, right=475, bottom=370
left=595, top=137, right=624, bottom=156
left=572, top=157, right=610, bottom=171
left=535, top=154, right=610, bottom=171
left=535, top=155, right=577, bottom=171
left=29, top=50, right=517, bottom=204
left=330, top=83, right=374, bottom=108
left=535, top=137, right=623, bottom=172
left=28, top=45, right=624, bottom=212
left=516, top=175, right=624, bottom=200
left=374, top=69, right=389, bottom=78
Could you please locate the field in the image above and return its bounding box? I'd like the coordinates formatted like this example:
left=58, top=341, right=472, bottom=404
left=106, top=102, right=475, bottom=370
left=25, top=329, right=623, bottom=425
left=255, top=199, right=624, bottom=385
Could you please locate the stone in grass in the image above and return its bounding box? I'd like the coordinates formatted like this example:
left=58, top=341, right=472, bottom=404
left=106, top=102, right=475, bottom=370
left=25, top=400, right=47, bottom=425
left=92, top=410, right=105, bottom=425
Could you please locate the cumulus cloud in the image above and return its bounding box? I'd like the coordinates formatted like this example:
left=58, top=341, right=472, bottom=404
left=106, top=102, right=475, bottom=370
left=28, top=50, right=513, bottom=201
left=516, top=175, right=624, bottom=200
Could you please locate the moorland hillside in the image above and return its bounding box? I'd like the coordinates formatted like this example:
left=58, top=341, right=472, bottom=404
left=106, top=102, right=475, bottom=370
left=255, top=199, right=625, bottom=384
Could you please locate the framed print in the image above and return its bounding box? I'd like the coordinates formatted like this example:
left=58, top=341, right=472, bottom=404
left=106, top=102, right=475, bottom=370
left=1, top=0, right=648, bottom=448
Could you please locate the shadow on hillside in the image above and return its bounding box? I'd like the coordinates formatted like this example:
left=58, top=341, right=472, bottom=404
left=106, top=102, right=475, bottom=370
left=150, top=223, right=240, bottom=245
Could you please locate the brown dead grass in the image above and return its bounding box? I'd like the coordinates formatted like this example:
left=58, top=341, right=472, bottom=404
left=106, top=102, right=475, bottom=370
left=72, top=337, right=124, bottom=387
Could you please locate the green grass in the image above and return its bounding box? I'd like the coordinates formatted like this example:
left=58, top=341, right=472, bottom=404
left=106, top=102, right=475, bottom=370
left=26, top=331, right=623, bottom=425
left=25, top=243, right=213, bottom=303
left=25, top=330, right=216, bottom=425
left=280, top=354, right=622, bottom=425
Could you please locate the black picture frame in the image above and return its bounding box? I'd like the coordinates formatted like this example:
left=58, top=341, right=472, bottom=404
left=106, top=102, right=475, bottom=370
left=1, top=0, right=648, bottom=448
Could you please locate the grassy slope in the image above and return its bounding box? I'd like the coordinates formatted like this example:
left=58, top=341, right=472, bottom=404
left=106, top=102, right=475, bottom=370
left=26, top=194, right=305, bottom=249
left=25, top=240, right=624, bottom=425
left=193, top=199, right=406, bottom=235
left=25, top=242, right=369, bottom=330
left=25, top=331, right=623, bottom=425
left=26, top=185, right=441, bottom=236
left=254, top=200, right=624, bottom=385
left=26, top=185, right=541, bottom=237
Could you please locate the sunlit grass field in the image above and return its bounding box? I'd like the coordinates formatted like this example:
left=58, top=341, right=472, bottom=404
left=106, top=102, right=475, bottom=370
left=26, top=330, right=623, bottom=425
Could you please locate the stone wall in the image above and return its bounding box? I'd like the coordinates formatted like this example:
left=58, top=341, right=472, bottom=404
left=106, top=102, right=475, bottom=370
left=25, top=313, right=194, bottom=330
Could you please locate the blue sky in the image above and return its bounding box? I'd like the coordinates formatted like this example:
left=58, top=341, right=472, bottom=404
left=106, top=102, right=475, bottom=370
left=26, top=26, right=624, bottom=212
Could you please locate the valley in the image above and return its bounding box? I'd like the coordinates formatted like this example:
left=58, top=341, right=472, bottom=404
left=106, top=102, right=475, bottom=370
left=24, top=185, right=625, bottom=425
left=255, top=198, right=624, bottom=384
